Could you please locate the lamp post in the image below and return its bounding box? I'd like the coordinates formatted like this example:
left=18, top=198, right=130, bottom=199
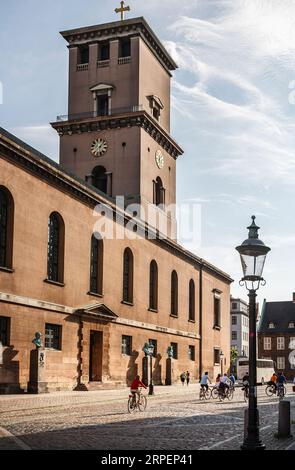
left=148, top=342, right=155, bottom=396
left=220, top=350, right=224, bottom=375
left=236, top=215, right=270, bottom=451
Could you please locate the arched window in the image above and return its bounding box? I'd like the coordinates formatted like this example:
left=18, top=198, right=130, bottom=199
left=123, top=248, right=134, bottom=303
left=189, top=279, right=195, bottom=321
left=47, top=212, right=65, bottom=283
left=92, top=166, right=108, bottom=194
left=171, top=270, right=178, bottom=316
left=149, top=260, right=158, bottom=311
left=90, top=234, right=103, bottom=295
left=0, top=187, right=14, bottom=269
left=153, top=177, right=165, bottom=206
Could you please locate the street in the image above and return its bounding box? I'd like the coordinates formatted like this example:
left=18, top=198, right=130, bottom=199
left=0, top=384, right=294, bottom=451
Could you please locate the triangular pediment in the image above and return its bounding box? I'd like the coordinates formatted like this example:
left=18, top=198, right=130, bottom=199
left=90, top=83, right=114, bottom=92
left=75, top=303, right=118, bottom=321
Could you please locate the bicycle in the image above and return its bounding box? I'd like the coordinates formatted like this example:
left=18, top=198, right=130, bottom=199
left=127, top=387, right=147, bottom=413
left=218, top=384, right=234, bottom=402
left=199, top=385, right=211, bottom=400
left=277, top=384, right=286, bottom=400
left=210, top=385, right=220, bottom=400
left=265, top=383, right=277, bottom=397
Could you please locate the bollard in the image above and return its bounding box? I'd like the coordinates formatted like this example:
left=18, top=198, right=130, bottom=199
left=277, top=400, right=291, bottom=438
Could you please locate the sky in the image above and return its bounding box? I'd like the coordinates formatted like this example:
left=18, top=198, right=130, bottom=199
left=1, top=0, right=295, bottom=306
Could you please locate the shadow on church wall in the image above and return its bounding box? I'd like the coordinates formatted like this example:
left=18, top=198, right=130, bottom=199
left=126, top=350, right=139, bottom=386
left=0, top=346, right=22, bottom=394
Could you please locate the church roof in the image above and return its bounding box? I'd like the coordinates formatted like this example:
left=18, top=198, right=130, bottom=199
left=0, top=126, right=233, bottom=284
left=60, top=17, right=178, bottom=73
left=258, top=300, right=295, bottom=334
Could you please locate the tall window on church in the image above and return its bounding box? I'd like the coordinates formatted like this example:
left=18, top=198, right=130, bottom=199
left=0, top=187, right=14, bottom=269
left=47, top=212, right=65, bottom=284
left=154, top=177, right=165, bottom=206
left=119, top=38, right=131, bottom=57
left=78, top=45, right=89, bottom=64
left=123, top=248, right=134, bottom=304
left=171, top=270, right=178, bottom=317
left=90, top=234, right=103, bottom=295
left=189, top=279, right=195, bottom=321
left=92, top=166, right=108, bottom=194
left=149, top=260, right=158, bottom=311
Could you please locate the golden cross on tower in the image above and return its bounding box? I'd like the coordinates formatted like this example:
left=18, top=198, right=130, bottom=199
left=115, top=1, right=131, bottom=21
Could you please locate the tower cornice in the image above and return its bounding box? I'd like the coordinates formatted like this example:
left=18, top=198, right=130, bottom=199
left=60, top=17, right=178, bottom=73
left=51, top=110, right=183, bottom=159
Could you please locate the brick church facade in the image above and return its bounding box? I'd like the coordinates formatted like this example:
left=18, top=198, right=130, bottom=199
left=0, top=16, right=232, bottom=393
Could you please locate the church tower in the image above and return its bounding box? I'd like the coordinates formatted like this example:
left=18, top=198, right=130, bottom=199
left=51, top=7, right=183, bottom=238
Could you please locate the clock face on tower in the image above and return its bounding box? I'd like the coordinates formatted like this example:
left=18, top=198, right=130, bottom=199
left=155, top=149, right=164, bottom=169
left=91, top=138, right=108, bottom=157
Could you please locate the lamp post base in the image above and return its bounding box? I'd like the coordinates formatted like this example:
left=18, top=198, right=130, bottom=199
left=148, top=384, right=154, bottom=395
left=241, top=439, right=266, bottom=451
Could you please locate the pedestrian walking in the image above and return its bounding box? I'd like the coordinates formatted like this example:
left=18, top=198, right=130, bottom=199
left=180, top=371, right=186, bottom=386
left=186, top=371, right=190, bottom=386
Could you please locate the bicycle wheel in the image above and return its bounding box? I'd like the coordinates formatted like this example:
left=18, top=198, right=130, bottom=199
left=204, top=390, right=211, bottom=400
left=128, top=397, right=137, bottom=414
left=265, top=385, right=274, bottom=397
left=211, top=388, right=219, bottom=399
left=227, top=389, right=234, bottom=401
left=138, top=395, right=147, bottom=411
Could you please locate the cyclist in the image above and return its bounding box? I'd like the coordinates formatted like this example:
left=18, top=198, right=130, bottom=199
left=219, top=373, right=230, bottom=396
left=242, top=372, right=250, bottom=397
left=276, top=371, right=287, bottom=396
left=229, top=373, right=236, bottom=388
left=215, top=373, right=221, bottom=387
left=130, top=375, right=147, bottom=403
left=200, top=371, right=211, bottom=392
left=269, top=372, right=277, bottom=391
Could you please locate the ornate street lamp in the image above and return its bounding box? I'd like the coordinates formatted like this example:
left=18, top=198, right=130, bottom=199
left=147, top=341, right=155, bottom=396
left=236, top=216, right=270, bottom=451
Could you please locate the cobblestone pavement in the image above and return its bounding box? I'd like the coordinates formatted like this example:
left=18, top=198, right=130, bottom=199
left=0, top=384, right=294, bottom=451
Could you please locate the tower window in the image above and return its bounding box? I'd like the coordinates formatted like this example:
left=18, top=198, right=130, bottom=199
left=78, top=45, right=89, bottom=64
left=0, top=316, right=10, bottom=346
left=99, top=42, right=110, bottom=61
left=96, top=94, right=109, bottom=116
left=92, top=166, right=108, bottom=194
left=47, top=212, right=65, bottom=284
left=153, top=177, right=165, bottom=206
left=119, top=38, right=131, bottom=57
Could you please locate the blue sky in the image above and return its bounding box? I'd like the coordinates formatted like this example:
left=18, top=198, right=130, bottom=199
left=1, top=0, right=295, bottom=306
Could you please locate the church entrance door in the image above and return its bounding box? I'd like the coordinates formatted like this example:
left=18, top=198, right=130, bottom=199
left=89, top=331, right=103, bottom=382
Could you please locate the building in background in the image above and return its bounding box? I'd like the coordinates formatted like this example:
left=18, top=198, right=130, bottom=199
left=230, top=297, right=249, bottom=358
left=258, top=294, right=295, bottom=380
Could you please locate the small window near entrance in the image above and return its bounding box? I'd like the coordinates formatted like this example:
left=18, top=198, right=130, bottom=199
left=119, top=38, right=131, bottom=57
left=214, top=348, right=220, bottom=365
left=122, top=335, right=132, bottom=356
left=99, top=42, right=110, bottom=61
left=148, top=339, right=157, bottom=357
left=170, top=342, right=178, bottom=360
left=45, top=324, right=62, bottom=350
left=189, top=345, right=195, bottom=361
left=0, top=316, right=10, bottom=346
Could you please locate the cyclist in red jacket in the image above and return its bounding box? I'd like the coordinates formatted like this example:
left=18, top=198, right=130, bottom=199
left=130, top=375, right=147, bottom=403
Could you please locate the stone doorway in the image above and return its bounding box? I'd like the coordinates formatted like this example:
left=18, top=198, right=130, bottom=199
left=89, top=331, right=103, bottom=382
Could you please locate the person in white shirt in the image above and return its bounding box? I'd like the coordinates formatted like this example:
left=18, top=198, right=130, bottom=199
left=200, top=372, right=211, bottom=391
left=220, top=373, right=230, bottom=393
